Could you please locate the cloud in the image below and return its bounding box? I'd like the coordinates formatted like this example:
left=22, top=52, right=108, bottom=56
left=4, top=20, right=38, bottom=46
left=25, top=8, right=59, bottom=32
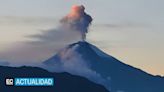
left=0, top=16, right=57, bottom=26
left=93, top=21, right=148, bottom=29
left=0, top=60, right=10, bottom=66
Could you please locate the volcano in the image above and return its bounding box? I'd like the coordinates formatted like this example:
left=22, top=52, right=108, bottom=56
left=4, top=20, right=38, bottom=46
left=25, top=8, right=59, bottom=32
left=43, top=41, right=164, bottom=92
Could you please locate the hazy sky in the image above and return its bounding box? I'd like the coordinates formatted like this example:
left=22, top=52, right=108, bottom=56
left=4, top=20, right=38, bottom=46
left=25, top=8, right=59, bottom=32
left=0, top=0, right=164, bottom=75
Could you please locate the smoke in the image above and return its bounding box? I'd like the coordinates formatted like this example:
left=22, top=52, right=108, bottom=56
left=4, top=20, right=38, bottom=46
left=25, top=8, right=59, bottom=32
left=60, top=5, right=92, bottom=41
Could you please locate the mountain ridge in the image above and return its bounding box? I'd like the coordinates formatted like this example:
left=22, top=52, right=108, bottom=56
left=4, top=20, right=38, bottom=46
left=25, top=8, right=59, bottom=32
left=44, top=41, right=164, bottom=92
left=0, top=65, right=109, bottom=92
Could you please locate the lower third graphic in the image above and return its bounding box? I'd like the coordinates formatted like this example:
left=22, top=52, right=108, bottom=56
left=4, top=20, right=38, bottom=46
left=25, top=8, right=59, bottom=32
left=6, top=78, right=54, bottom=86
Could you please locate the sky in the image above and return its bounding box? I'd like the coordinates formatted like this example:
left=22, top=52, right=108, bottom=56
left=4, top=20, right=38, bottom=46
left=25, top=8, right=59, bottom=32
left=0, top=0, right=164, bottom=76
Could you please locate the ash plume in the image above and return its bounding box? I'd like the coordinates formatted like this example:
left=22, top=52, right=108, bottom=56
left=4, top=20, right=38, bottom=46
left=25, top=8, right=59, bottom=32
left=29, top=5, right=92, bottom=44
left=60, top=5, right=92, bottom=41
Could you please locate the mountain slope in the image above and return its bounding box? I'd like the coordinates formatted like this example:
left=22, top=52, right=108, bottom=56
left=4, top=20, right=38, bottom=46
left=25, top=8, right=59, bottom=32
left=0, top=66, right=109, bottom=92
left=44, top=41, right=164, bottom=92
